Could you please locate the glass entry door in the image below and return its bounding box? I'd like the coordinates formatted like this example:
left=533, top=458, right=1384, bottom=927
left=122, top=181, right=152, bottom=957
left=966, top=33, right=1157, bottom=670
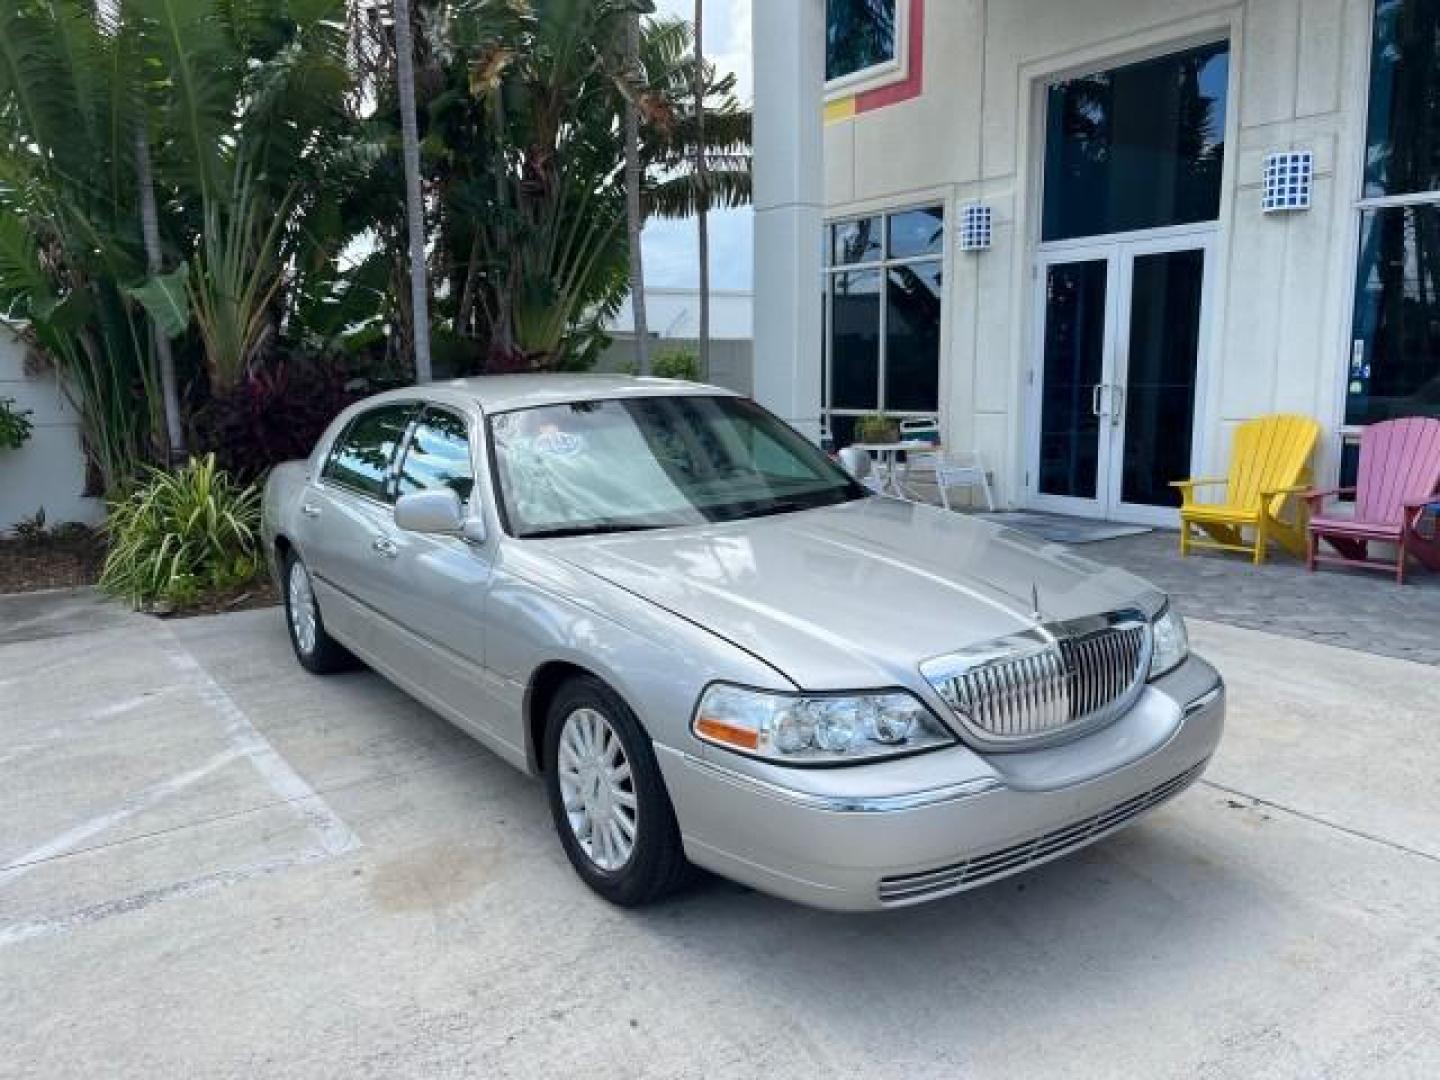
left=1029, top=237, right=1210, bottom=524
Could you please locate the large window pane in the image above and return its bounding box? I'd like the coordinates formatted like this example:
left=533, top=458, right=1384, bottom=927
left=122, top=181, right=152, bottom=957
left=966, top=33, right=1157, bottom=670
left=885, top=263, right=941, bottom=412
left=1365, top=0, right=1440, bottom=197
left=1043, top=42, right=1229, bottom=241
left=888, top=206, right=944, bottom=259
left=829, top=270, right=881, bottom=410
left=830, top=217, right=883, bottom=265
left=826, top=0, right=897, bottom=82
left=1348, top=205, right=1440, bottom=425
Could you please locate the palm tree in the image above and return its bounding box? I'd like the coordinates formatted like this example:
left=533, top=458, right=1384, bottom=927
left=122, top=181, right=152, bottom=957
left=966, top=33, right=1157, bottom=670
left=693, top=0, right=709, bottom=377
left=392, top=0, right=432, bottom=382
left=625, top=10, right=651, bottom=375
left=133, top=122, right=185, bottom=459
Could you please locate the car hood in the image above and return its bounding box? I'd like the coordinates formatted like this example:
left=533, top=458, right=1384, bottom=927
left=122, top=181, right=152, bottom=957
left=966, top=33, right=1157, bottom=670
left=546, top=498, right=1163, bottom=691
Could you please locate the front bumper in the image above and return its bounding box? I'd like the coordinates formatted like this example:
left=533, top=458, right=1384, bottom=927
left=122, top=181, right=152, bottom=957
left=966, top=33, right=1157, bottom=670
left=657, top=655, right=1224, bottom=911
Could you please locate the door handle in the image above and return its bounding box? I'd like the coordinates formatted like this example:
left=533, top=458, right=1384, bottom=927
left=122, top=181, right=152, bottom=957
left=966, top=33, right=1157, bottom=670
left=372, top=536, right=399, bottom=559
left=1110, top=385, right=1125, bottom=427
left=1091, top=384, right=1106, bottom=418
left=301, top=502, right=321, bottom=519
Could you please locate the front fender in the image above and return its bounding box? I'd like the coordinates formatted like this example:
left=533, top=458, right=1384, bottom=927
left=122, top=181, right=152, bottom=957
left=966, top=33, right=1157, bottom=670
left=488, top=544, right=791, bottom=773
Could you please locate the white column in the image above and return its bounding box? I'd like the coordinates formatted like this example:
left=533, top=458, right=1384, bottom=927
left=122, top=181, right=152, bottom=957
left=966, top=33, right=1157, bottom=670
left=751, top=0, right=826, bottom=440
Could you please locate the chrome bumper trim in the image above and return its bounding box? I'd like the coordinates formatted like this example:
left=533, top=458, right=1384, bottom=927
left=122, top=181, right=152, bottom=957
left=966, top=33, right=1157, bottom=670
left=681, top=754, right=1003, bottom=814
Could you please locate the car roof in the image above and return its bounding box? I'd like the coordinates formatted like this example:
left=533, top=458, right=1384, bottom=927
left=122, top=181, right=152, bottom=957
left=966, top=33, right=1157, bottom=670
left=367, top=373, right=741, bottom=414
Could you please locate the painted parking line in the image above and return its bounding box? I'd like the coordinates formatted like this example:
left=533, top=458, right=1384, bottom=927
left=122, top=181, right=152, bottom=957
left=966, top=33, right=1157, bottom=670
left=0, top=628, right=360, bottom=944
left=0, top=748, right=245, bottom=886
left=164, top=644, right=360, bottom=857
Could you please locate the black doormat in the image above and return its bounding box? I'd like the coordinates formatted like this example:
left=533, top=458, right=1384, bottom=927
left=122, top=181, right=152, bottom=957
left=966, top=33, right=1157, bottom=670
left=975, top=511, right=1154, bottom=544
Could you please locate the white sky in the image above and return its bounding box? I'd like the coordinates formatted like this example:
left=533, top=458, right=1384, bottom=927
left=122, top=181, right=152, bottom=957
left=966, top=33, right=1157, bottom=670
left=644, top=0, right=754, bottom=291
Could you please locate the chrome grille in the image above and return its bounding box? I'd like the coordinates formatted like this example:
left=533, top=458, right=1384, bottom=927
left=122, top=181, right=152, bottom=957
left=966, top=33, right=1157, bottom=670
left=921, top=612, right=1151, bottom=744
left=876, top=758, right=1208, bottom=905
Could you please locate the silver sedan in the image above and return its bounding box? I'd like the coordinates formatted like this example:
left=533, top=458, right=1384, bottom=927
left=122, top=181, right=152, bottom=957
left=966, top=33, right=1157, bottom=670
left=262, top=375, right=1224, bottom=911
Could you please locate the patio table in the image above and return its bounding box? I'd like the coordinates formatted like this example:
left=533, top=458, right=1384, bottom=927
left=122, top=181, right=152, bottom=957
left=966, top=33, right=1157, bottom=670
left=849, top=440, right=940, bottom=499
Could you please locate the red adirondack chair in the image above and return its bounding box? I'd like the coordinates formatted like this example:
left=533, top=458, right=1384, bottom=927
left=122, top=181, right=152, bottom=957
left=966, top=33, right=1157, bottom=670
left=1305, top=417, right=1440, bottom=584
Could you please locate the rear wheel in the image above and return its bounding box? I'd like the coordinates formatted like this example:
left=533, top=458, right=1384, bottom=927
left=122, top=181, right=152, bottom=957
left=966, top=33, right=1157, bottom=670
left=282, top=552, right=353, bottom=674
left=543, top=676, right=691, bottom=906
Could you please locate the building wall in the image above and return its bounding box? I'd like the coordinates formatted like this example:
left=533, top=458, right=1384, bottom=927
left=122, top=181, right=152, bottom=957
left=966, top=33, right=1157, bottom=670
left=0, top=328, right=103, bottom=530
left=594, top=335, right=755, bottom=397
left=823, top=0, right=1367, bottom=506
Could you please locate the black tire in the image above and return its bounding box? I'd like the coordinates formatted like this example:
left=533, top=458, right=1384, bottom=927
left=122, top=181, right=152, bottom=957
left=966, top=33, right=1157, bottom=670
left=543, top=676, right=692, bottom=906
left=281, top=551, right=355, bottom=674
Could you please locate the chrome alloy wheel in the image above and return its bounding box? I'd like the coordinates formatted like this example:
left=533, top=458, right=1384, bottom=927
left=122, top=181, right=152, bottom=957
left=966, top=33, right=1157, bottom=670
left=287, top=560, right=318, bottom=656
left=557, top=707, right=638, bottom=871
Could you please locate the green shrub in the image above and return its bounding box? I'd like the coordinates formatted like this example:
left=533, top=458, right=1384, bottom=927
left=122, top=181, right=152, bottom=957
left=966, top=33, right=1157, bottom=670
left=854, top=413, right=900, bottom=443
left=100, top=455, right=263, bottom=609
left=0, top=397, right=33, bottom=451
left=652, top=348, right=701, bottom=381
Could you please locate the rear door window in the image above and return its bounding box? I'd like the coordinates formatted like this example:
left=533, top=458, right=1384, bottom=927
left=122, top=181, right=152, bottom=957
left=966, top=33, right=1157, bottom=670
left=396, top=408, right=475, bottom=503
left=322, top=403, right=415, bottom=501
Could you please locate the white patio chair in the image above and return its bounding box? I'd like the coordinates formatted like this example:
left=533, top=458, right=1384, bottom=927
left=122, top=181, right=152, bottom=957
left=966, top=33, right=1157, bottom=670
left=908, top=449, right=996, bottom=511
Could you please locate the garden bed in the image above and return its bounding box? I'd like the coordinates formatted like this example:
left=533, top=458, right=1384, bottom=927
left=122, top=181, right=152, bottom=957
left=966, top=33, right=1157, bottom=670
left=0, top=528, right=107, bottom=593
left=0, top=524, right=277, bottom=615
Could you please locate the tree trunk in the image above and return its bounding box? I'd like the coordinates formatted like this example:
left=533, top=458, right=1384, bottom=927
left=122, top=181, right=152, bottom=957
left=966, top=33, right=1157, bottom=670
left=393, top=0, right=432, bottom=382
left=625, top=13, right=650, bottom=375
left=134, top=124, right=185, bottom=461
left=694, top=0, right=710, bottom=378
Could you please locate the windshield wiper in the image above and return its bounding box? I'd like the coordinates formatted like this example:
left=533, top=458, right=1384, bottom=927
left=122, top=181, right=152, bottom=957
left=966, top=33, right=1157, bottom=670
left=519, top=522, right=669, bottom=539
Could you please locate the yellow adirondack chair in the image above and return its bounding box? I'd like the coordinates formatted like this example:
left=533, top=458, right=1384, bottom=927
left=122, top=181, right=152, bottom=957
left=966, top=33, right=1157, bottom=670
left=1171, top=414, right=1321, bottom=564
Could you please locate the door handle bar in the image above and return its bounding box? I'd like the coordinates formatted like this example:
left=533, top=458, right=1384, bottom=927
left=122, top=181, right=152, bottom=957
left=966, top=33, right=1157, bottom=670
left=1110, top=384, right=1125, bottom=427
left=1091, top=383, right=1105, bottom=418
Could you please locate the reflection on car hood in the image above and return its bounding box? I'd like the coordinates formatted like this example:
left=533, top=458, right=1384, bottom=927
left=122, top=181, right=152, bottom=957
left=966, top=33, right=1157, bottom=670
left=547, top=498, right=1162, bottom=691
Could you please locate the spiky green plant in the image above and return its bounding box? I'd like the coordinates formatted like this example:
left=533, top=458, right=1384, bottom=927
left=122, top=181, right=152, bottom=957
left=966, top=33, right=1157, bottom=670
left=100, top=454, right=262, bottom=608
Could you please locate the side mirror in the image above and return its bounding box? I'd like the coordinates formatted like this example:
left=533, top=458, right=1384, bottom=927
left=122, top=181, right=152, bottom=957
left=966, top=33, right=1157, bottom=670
left=394, top=489, right=466, bottom=536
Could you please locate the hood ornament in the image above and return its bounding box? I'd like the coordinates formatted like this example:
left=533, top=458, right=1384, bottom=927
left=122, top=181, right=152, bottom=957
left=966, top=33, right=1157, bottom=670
left=1030, top=582, right=1042, bottom=624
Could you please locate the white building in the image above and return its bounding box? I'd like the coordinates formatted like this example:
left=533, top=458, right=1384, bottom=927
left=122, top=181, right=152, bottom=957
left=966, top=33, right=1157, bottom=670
left=1, top=327, right=101, bottom=530
left=753, top=0, right=1440, bottom=524
left=610, top=287, right=753, bottom=341
left=602, top=287, right=756, bottom=394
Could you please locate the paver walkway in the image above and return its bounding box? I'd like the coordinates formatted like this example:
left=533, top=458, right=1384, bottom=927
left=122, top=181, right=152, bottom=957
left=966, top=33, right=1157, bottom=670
left=1079, top=530, right=1440, bottom=666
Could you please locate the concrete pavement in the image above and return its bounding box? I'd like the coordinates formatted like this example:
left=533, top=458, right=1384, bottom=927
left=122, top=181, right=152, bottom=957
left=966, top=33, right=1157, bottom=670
left=2, top=591, right=1438, bottom=1078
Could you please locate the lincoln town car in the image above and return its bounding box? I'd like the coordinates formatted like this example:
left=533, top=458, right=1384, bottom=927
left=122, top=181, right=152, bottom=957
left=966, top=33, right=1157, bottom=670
left=262, top=375, right=1224, bottom=910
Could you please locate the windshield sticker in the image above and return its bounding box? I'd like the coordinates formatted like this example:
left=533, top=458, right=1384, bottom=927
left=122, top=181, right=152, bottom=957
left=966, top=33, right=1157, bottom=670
left=531, top=429, right=584, bottom=457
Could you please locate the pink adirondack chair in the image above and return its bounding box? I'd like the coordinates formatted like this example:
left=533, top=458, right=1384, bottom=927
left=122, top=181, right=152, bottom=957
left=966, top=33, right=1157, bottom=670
left=1305, top=417, right=1440, bottom=584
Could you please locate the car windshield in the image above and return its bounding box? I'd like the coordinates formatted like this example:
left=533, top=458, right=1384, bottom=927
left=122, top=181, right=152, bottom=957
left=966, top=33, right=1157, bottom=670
left=488, top=395, right=865, bottom=538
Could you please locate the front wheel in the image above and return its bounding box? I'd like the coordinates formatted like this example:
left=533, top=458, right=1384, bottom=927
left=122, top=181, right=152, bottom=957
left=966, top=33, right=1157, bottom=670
left=282, top=552, right=354, bottom=674
left=544, top=677, right=692, bottom=906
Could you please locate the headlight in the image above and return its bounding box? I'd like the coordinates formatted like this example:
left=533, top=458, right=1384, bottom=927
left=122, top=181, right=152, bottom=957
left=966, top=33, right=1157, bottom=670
left=1149, top=604, right=1189, bottom=679
left=692, top=684, right=955, bottom=764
